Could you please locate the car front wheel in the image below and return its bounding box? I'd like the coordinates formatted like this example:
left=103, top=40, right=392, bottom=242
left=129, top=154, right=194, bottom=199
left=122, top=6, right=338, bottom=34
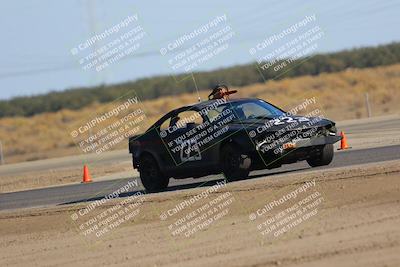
left=221, top=144, right=251, bottom=182
left=307, top=144, right=334, bottom=167
left=139, top=154, right=169, bottom=192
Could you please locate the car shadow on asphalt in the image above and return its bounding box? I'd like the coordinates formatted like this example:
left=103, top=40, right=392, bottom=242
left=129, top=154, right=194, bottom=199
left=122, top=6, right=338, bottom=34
left=59, top=167, right=310, bottom=206
left=248, top=166, right=310, bottom=179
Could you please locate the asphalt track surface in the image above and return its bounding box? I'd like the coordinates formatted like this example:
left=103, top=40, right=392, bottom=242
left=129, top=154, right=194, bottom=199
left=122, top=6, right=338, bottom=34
left=0, top=145, right=399, bottom=211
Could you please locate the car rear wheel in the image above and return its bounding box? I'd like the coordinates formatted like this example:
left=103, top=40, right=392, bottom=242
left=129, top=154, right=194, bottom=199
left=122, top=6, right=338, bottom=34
left=139, top=154, right=169, bottom=192
left=307, top=144, right=334, bottom=167
left=221, top=144, right=251, bottom=182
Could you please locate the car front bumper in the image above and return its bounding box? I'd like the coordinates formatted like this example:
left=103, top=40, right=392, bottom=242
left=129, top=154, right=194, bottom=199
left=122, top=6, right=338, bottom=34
left=256, top=134, right=342, bottom=153
left=294, top=135, right=342, bottom=148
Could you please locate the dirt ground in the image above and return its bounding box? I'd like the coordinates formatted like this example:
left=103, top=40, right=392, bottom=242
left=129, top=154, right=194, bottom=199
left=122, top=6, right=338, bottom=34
left=1, top=160, right=399, bottom=267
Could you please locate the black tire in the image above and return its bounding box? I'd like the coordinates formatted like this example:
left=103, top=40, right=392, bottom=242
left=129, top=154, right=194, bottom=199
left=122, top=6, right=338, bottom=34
left=307, top=144, right=334, bottom=167
left=139, top=154, right=169, bottom=192
left=220, top=144, right=250, bottom=182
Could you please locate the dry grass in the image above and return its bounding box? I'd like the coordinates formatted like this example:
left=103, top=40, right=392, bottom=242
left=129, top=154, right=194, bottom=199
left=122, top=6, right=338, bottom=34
left=1, top=64, right=400, bottom=163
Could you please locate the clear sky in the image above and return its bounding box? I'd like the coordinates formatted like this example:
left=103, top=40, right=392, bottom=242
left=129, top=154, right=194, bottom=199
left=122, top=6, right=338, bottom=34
left=0, top=0, right=399, bottom=100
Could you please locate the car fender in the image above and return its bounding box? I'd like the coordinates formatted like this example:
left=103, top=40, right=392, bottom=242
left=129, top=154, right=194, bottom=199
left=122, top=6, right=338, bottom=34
left=135, top=149, right=165, bottom=171
left=219, top=131, right=253, bottom=154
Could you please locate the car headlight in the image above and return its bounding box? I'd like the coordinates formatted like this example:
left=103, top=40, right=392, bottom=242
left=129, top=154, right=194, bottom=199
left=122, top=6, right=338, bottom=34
left=326, top=124, right=337, bottom=135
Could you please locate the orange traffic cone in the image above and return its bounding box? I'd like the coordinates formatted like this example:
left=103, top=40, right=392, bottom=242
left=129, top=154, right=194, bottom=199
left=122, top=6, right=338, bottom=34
left=338, top=131, right=351, bottom=150
left=82, top=165, right=92, bottom=183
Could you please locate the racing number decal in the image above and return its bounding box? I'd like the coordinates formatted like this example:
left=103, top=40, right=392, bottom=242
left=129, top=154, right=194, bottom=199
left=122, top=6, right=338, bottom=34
left=179, top=139, right=202, bottom=162
left=272, top=116, right=310, bottom=125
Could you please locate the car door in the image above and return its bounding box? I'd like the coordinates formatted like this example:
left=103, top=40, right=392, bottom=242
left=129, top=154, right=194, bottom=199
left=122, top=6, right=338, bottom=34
left=161, top=108, right=211, bottom=173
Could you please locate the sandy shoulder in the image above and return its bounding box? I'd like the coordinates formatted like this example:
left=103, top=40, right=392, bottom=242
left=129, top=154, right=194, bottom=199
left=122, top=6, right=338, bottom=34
left=0, top=160, right=399, bottom=267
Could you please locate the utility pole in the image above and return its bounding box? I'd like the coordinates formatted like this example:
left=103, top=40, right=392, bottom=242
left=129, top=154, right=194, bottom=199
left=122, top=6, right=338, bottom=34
left=0, top=140, right=4, bottom=165
left=365, top=92, right=372, bottom=118
left=87, top=0, right=106, bottom=84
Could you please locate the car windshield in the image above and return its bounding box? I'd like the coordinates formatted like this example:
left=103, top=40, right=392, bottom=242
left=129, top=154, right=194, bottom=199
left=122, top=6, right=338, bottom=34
left=206, top=99, right=284, bottom=121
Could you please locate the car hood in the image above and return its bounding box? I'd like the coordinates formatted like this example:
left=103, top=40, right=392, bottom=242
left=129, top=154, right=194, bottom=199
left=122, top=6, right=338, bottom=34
left=227, top=115, right=335, bottom=132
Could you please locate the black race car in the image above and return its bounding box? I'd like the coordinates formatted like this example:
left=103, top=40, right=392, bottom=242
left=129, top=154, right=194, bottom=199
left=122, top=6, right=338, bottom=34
left=129, top=97, right=341, bottom=191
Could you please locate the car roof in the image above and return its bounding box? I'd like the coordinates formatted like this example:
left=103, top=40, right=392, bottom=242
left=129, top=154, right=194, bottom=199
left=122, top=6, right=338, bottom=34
left=151, top=97, right=266, bottom=127
left=182, top=97, right=260, bottom=110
